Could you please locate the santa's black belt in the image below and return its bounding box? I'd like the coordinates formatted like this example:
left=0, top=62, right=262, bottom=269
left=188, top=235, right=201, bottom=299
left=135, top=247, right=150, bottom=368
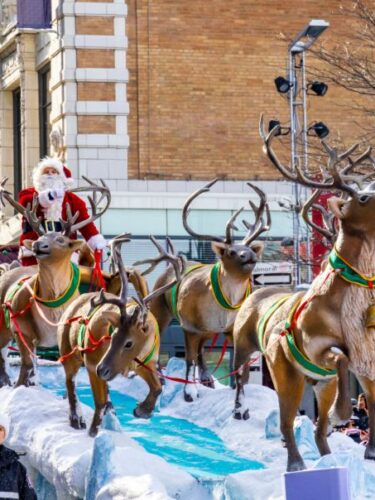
left=24, top=220, right=63, bottom=233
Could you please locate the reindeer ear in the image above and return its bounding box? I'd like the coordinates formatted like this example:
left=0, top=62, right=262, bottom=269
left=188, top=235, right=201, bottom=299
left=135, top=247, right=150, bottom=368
left=249, top=241, right=264, bottom=257
left=23, top=240, right=34, bottom=251
left=69, top=240, right=84, bottom=251
left=211, top=241, right=227, bottom=257
left=141, top=323, right=150, bottom=335
left=328, top=197, right=348, bottom=220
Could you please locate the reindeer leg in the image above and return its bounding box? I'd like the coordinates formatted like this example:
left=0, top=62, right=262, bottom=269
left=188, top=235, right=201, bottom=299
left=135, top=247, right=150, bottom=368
left=87, top=369, right=108, bottom=437
left=63, top=356, right=86, bottom=430
left=312, top=378, right=337, bottom=456
left=134, top=361, right=162, bottom=418
left=197, top=335, right=215, bottom=389
left=357, top=376, right=375, bottom=460
left=184, top=331, right=200, bottom=402
left=269, top=349, right=306, bottom=471
left=232, top=322, right=256, bottom=420
left=14, top=332, right=36, bottom=387
left=149, top=294, right=172, bottom=385
left=328, top=351, right=352, bottom=425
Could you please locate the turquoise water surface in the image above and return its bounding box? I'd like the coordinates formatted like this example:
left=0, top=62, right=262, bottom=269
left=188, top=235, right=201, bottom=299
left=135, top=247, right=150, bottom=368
left=37, top=365, right=264, bottom=480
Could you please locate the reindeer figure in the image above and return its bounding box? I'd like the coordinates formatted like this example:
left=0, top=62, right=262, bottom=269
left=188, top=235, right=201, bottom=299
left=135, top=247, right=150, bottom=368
left=0, top=178, right=111, bottom=387
left=144, top=179, right=270, bottom=402
left=58, top=235, right=182, bottom=437
left=232, top=116, right=375, bottom=471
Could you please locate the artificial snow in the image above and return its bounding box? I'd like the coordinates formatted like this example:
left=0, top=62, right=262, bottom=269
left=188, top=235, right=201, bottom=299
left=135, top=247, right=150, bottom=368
left=1, top=357, right=375, bottom=499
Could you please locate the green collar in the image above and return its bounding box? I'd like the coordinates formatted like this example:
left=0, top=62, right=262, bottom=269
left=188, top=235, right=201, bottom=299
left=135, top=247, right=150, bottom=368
left=78, top=303, right=159, bottom=366
left=329, top=247, right=375, bottom=288
left=34, top=263, right=81, bottom=308
left=210, top=262, right=251, bottom=310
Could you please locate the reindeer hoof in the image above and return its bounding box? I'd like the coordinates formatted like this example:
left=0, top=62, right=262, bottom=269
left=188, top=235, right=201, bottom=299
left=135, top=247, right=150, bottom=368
left=200, top=371, right=215, bottom=388
left=70, top=415, right=86, bottom=430
left=287, top=460, right=306, bottom=472
left=233, top=408, right=250, bottom=420
left=0, top=375, right=11, bottom=387
left=88, top=426, right=99, bottom=438
left=104, top=401, right=115, bottom=414
left=184, top=392, right=194, bottom=403
left=133, top=406, right=152, bottom=419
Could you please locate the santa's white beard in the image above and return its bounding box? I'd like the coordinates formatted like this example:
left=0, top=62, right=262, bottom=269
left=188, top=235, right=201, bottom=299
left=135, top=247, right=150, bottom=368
left=35, top=174, right=66, bottom=193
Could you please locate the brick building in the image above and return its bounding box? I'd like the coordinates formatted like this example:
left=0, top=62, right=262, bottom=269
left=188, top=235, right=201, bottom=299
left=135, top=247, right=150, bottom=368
left=0, top=0, right=369, bottom=265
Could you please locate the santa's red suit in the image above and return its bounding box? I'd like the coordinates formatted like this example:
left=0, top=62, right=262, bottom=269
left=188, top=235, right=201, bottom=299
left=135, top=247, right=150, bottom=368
left=18, top=157, right=106, bottom=266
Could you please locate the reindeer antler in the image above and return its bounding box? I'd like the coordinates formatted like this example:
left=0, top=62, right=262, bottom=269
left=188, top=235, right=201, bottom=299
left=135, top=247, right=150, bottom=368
left=0, top=179, right=45, bottom=236
left=90, top=242, right=130, bottom=316
left=182, top=178, right=225, bottom=243
left=63, top=176, right=111, bottom=236
left=133, top=235, right=183, bottom=307
left=182, top=178, right=251, bottom=245
left=0, top=178, right=29, bottom=215
left=301, top=190, right=337, bottom=243
left=259, top=114, right=363, bottom=198
left=23, top=194, right=45, bottom=236
left=107, top=233, right=131, bottom=274
left=241, top=182, right=271, bottom=245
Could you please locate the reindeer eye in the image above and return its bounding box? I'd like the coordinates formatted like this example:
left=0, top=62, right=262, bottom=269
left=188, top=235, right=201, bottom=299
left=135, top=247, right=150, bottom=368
left=124, top=340, right=133, bottom=350
left=229, top=250, right=236, bottom=257
left=56, top=237, right=65, bottom=244
left=359, top=195, right=370, bottom=205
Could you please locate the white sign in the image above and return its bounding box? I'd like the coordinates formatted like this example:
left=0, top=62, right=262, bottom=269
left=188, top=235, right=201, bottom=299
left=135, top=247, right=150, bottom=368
left=253, top=261, right=293, bottom=286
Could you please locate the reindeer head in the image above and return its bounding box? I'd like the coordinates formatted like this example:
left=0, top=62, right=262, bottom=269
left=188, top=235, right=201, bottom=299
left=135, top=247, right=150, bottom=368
left=259, top=114, right=375, bottom=240
left=96, top=235, right=181, bottom=381
left=24, top=233, right=83, bottom=264
left=182, top=179, right=270, bottom=277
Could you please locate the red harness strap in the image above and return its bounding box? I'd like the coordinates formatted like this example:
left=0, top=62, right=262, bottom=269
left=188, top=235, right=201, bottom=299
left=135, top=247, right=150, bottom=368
left=211, top=337, right=229, bottom=374
left=58, top=319, right=112, bottom=363
left=89, top=250, right=106, bottom=291
left=7, top=302, right=36, bottom=358
left=135, top=348, right=259, bottom=385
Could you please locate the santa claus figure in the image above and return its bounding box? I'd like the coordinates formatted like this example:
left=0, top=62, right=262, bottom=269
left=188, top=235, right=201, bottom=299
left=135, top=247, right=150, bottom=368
left=18, top=157, right=107, bottom=266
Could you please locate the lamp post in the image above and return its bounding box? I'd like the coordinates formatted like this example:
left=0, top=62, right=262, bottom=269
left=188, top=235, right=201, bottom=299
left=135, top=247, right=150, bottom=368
left=287, top=20, right=329, bottom=285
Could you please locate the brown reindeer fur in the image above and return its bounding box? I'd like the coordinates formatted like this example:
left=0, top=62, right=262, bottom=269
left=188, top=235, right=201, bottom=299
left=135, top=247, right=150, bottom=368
left=0, top=234, right=121, bottom=387
left=58, top=276, right=161, bottom=437
left=232, top=192, right=375, bottom=471
left=150, top=242, right=263, bottom=401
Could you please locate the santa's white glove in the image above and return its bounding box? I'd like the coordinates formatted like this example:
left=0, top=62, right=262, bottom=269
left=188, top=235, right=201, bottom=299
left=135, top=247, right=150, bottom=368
left=49, top=188, right=64, bottom=200
left=88, top=234, right=107, bottom=251
left=38, top=189, right=65, bottom=207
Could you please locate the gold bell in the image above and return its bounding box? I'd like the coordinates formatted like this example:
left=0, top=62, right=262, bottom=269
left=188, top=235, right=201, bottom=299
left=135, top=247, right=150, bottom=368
left=365, top=304, right=375, bottom=328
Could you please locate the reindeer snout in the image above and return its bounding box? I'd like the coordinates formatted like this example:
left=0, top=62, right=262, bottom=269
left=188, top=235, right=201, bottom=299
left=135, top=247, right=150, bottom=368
left=96, top=364, right=112, bottom=381
left=33, top=240, right=49, bottom=254
left=240, top=249, right=256, bottom=263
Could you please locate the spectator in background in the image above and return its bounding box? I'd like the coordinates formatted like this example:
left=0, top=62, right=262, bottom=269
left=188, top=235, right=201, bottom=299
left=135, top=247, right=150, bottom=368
left=353, top=393, right=369, bottom=431
left=344, top=415, right=361, bottom=443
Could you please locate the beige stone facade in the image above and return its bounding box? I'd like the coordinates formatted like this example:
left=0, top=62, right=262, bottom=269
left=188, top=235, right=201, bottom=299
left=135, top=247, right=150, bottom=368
left=0, top=0, right=129, bottom=214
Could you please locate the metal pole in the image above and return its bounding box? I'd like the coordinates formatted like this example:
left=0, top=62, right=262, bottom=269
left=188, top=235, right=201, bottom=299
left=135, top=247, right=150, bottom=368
left=300, top=51, right=312, bottom=283
left=289, top=50, right=300, bottom=286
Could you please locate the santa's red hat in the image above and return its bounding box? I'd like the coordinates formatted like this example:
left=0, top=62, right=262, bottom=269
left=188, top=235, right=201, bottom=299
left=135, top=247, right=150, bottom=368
left=32, top=157, right=74, bottom=189
left=63, top=166, right=72, bottom=179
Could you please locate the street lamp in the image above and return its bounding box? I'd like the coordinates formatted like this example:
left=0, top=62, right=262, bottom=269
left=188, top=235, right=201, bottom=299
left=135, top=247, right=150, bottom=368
left=286, top=20, right=330, bottom=285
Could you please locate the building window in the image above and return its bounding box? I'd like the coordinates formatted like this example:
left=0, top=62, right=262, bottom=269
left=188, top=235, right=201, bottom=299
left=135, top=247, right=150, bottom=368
left=39, top=65, right=51, bottom=157
left=13, top=87, right=22, bottom=196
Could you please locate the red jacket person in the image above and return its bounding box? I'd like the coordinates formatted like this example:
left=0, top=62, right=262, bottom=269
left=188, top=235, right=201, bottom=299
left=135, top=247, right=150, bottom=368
left=18, top=157, right=107, bottom=266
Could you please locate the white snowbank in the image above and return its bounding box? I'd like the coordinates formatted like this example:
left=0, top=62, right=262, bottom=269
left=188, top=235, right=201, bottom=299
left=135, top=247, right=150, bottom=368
left=1, top=358, right=375, bottom=499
